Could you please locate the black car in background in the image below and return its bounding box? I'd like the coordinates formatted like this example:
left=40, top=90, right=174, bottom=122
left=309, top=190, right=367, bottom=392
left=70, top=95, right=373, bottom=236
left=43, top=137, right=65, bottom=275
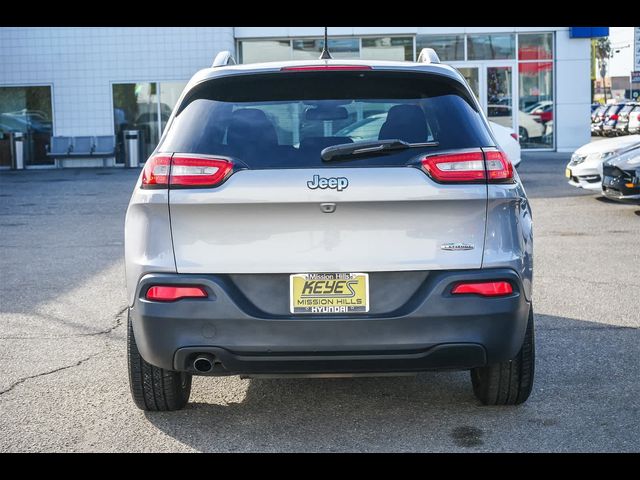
left=602, top=146, right=640, bottom=203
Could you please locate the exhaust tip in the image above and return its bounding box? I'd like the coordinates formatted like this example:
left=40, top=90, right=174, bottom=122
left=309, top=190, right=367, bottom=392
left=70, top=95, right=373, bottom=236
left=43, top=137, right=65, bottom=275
left=193, top=355, right=215, bottom=373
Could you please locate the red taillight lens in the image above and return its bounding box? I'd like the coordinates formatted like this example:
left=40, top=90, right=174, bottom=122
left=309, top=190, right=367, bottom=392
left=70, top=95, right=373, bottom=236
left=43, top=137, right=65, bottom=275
left=421, top=150, right=513, bottom=184
left=510, top=132, right=519, bottom=141
left=609, top=114, right=619, bottom=121
left=421, top=151, right=486, bottom=183
left=451, top=281, right=513, bottom=297
left=141, top=154, right=234, bottom=189
left=170, top=155, right=233, bottom=187
left=141, top=155, right=171, bottom=187
left=146, top=285, right=208, bottom=302
left=485, top=150, right=514, bottom=183
left=280, top=65, right=372, bottom=72
left=637, top=113, right=640, bottom=121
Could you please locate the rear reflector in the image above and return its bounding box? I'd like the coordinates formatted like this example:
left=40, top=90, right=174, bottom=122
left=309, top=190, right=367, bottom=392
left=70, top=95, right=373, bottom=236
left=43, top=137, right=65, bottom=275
left=280, top=65, right=372, bottom=72
left=451, top=281, right=513, bottom=297
left=170, top=155, right=233, bottom=187
left=146, top=285, right=208, bottom=302
left=141, top=154, right=234, bottom=189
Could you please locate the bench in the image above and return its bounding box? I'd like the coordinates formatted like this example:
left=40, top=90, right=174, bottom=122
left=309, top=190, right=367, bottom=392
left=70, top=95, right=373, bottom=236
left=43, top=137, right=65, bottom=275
left=47, top=135, right=116, bottom=167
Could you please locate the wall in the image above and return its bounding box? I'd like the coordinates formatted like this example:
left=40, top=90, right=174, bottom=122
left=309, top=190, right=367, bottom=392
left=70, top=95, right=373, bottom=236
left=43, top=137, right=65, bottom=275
left=0, top=27, right=592, bottom=153
left=554, top=29, right=591, bottom=152
left=0, top=27, right=235, bottom=137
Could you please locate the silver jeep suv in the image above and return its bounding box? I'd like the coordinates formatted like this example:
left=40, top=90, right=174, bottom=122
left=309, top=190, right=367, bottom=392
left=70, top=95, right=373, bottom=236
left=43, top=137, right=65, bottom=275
left=125, top=52, right=534, bottom=411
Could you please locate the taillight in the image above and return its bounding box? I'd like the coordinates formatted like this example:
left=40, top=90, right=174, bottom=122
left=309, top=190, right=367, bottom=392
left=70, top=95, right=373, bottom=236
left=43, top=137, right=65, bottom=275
left=420, top=150, right=513, bottom=184
left=146, top=285, right=208, bottom=302
left=170, top=155, right=233, bottom=187
left=510, top=132, right=519, bottom=141
left=637, top=113, right=640, bottom=120
left=141, top=155, right=171, bottom=187
left=421, top=151, right=486, bottom=183
left=141, top=154, right=234, bottom=189
left=280, top=65, right=372, bottom=72
left=451, top=281, right=513, bottom=297
left=609, top=114, right=619, bottom=121
left=485, top=151, right=513, bottom=183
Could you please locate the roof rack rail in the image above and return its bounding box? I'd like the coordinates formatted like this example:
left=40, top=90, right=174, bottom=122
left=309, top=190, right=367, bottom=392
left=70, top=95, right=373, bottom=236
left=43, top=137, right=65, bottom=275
left=212, top=51, right=236, bottom=68
left=416, top=48, right=441, bottom=64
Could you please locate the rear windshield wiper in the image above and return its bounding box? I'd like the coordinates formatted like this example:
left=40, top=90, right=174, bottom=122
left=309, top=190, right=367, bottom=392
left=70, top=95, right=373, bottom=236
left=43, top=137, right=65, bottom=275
left=321, top=139, right=439, bottom=162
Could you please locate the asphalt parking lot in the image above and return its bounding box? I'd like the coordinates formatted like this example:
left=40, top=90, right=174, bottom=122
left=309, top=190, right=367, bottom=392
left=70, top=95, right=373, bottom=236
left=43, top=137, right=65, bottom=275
left=0, top=154, right=638, bottom=452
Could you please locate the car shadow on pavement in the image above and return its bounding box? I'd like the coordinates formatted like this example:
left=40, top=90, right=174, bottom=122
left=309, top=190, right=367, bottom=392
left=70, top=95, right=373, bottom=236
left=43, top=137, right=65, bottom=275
left=143, top=313, right=640, bottom=452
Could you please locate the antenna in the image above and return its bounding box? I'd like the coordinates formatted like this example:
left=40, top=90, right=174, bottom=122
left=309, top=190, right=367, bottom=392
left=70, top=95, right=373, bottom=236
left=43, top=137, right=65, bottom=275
left=319, top=27, right=332, bottom=60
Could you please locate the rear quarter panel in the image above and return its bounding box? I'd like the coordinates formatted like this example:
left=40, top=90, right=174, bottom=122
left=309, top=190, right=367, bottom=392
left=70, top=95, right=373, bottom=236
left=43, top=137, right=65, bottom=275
left=124, top=174, right=176, bottom=306
left=482, top=171, right=533, bottom=301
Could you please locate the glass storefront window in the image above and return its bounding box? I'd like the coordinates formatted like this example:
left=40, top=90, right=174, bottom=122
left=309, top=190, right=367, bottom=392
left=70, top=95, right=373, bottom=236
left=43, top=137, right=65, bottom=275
left=113, top=82, right=159, bottom=163
left=457, top=67, right=480, bottom=100
left=113, top=81, right=189, bottom=163
left=467, top=34, right=515, bottom=60
left=416, top=34, right=464, bottom=61
left=518, top=62, right=553, bottom=148
left=518, top=33, right=553, bottom=60
left=239, top=40, right=291, bottom=63
left=0, top=86, right=53, bottom=166
left=292, top=38, right=359, bottom=59
left=361, top=37, right=413, bottom=61
left=159, top=81, right=188, bottom=133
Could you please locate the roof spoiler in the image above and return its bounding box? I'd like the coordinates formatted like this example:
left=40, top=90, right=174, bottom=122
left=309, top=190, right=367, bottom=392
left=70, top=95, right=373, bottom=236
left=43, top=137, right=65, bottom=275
left=212, top=51, right=236, bottom=68
left=416, top=48, right=441, bottom=64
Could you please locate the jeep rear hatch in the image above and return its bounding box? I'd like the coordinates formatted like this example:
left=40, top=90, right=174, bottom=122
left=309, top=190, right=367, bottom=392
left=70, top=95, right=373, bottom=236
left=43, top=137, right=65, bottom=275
left=156, top=69, right=500, bottom=273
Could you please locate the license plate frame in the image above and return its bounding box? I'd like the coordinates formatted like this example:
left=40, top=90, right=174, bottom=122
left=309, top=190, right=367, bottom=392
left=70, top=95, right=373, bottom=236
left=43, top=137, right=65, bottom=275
left=289, top=272, right=369, bottom=314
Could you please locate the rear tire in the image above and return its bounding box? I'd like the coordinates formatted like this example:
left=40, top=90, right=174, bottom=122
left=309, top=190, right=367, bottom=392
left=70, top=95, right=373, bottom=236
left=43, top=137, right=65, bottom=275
left=470, top=306, right=535, bottom=405
left=127, top=310, right=192, bottom=411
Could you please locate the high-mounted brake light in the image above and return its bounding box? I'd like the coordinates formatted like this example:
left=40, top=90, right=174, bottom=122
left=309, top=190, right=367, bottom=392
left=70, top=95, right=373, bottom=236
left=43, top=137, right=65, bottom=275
left=146, top=285, right=208, bottom=302
left=421, top=150, right=513, bottom=184
left=280, top=65, right=372, bottom=72
left=141, top=154, right=234, bottom=189
left=451, top=281, right=513, bottom=297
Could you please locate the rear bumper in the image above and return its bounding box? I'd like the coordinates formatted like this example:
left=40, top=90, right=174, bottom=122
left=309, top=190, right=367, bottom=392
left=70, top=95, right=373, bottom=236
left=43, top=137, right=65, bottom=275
left=130, top=268, right=531, bottom=375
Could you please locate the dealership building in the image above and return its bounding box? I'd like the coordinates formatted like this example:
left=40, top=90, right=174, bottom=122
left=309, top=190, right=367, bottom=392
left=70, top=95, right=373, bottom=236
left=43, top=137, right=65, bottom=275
left=0, top=27, right=602, bottom=168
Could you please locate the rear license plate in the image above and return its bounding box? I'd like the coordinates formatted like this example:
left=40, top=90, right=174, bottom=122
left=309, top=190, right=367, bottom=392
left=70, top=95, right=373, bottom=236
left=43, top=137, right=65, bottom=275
left=565, top=168, right=571, bottom=178
left=290, top=272, right=369, bottom=314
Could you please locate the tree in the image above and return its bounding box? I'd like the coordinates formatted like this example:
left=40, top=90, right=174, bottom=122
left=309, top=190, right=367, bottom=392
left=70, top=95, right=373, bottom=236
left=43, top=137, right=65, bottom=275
left=594, top=37, right=611, bottom=101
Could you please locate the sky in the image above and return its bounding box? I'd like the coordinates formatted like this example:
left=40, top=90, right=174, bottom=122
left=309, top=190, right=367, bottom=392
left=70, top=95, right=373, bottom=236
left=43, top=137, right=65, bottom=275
left=608, top=27, right=635, bottom=77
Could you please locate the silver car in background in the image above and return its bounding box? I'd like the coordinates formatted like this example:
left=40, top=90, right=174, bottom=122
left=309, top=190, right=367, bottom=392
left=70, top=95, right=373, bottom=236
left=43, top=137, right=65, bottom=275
left=125, top=53, right=534, bottom=411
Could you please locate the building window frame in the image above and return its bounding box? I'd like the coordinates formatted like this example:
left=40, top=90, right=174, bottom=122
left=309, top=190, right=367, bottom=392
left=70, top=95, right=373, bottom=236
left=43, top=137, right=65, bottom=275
left=0, top=82, right=56, bottom=169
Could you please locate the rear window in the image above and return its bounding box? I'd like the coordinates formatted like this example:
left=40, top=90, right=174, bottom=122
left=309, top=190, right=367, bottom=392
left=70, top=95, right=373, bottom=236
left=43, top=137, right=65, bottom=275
left=159, top=71, right=494, bottom=169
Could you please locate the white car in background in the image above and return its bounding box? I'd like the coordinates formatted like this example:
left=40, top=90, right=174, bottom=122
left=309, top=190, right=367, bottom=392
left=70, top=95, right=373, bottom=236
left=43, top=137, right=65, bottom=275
left=566, top=135, right=640, bottom=190
left=487, top=105, right=545, bottom=142
left=336, top=114, right=521, bottom=167
left=489, top=121, right=521, bottom=168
